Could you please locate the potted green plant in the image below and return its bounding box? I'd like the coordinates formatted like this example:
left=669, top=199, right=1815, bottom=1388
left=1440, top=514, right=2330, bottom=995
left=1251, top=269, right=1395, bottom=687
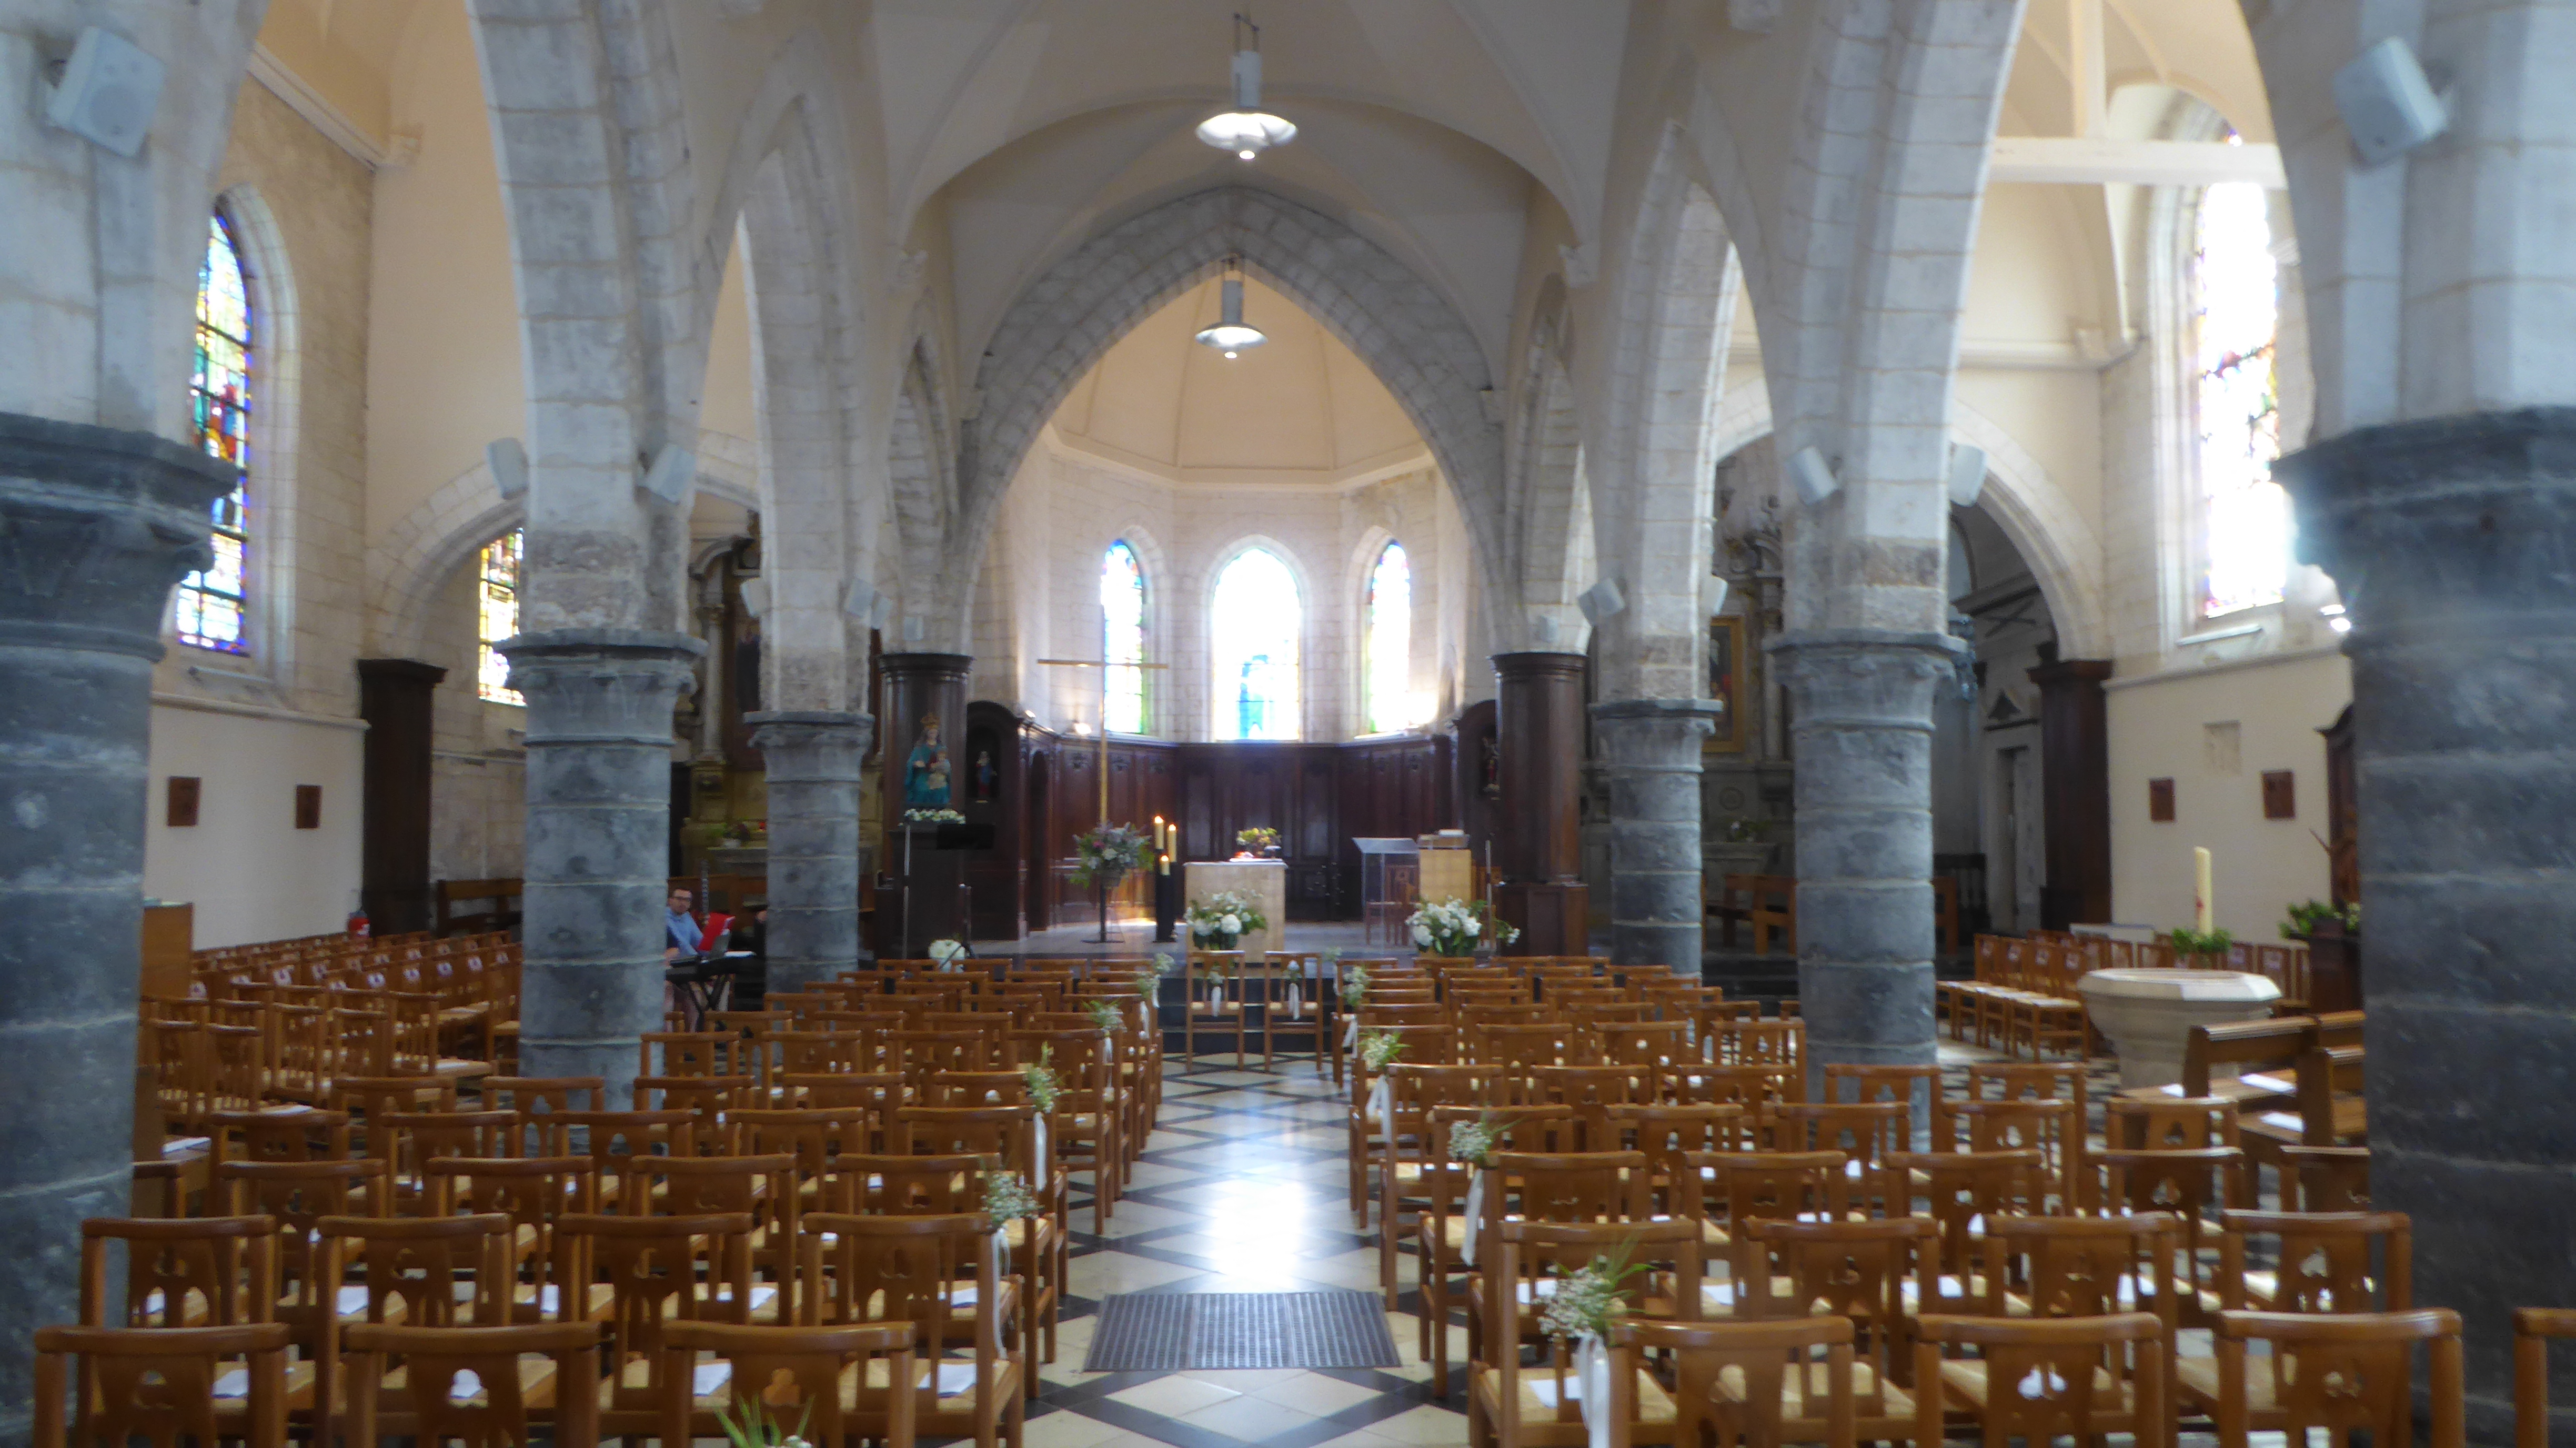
left=2165, top=926, right=2235, bottom=969
left=2281, top=898, right=2363, bottom=1011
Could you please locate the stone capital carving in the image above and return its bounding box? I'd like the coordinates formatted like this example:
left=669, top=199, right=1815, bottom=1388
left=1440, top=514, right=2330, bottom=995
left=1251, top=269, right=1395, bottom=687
left=0, top=412, right=242, bottom=658
left=498, top=628, right=705, bottom=747
left=747, top=710, right=872, bottom=783
left=2279, top=406, right=2576, bottom=637
left=1766, top=628, right=1965, bottom=725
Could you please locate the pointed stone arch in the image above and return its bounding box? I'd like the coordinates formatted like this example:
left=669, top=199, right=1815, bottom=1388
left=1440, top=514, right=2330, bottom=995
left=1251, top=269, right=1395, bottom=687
left=940, top=187, right=1508, bottom=651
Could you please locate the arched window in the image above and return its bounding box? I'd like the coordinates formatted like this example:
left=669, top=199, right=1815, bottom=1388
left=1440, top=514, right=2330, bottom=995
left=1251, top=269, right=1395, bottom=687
left=177, top=213, right=252, bottom=653
left=2193, top=164, right=2287, bottom=618
left=1211, top=547, right=1301, bottom=741
left=1364, top=540, right=1414, bottom=733
left=1101, top=540, right=1148, bottom=734
left=478, top=529, right=525, bottom=705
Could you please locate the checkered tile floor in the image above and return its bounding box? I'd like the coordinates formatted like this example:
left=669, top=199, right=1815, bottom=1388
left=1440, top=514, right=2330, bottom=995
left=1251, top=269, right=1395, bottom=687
left=1025, top=1053, right=1470, bottom=1448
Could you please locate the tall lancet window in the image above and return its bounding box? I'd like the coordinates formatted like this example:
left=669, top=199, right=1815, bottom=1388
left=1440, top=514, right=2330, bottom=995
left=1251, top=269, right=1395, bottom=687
left=2194, top=164, right=2288, bottom=618
left=1212, top=547, right=1300, bottom=741
left=179, top=213, right=253, bottom=653
left=1101, top=540, right=1148, bottom=734
left=1364, top=540, right=1413, bottom=733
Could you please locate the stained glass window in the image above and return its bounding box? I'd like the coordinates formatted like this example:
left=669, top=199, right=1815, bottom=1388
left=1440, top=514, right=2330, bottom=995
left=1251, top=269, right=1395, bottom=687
left=1212, top=547, right=1300, bottom=741
left=1364, top=540, right=1415, bottom=733
left=478, top=529, right=525, bottom=705
left=2194, top=163, right=2288, bottom=618
left=1101, top=540, right=1148, bottom=734
left=177, top=213, right=251, bottom=653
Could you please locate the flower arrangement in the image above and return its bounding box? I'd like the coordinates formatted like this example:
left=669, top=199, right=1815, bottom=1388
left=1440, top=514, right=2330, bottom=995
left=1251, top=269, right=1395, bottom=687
left=1358, top=1028, right=1405, bottom=1071
left=982, top=1169, right=1043, bottom=1223
left=1086, top=998, right=1124, bottom=1033
left=1022, top=1046, right=1062, bottom=1113
left=712, top=1395, right=811, bottom=1448
left=1071, top=821, right=1152, bottom=888
left=2167, top=926, right=2236, bottom=959
left=1139, top=952, right=1173, bottom=991
left=2281, top=899, right=2361, bottom=939
left=1446, top=1113, right=1511, bottom=1169
left=1340, top=961, right=1372, bottom=1010
left=1187, top=889, right=1270, bottom=947
left=1537, top=1240, right=1649, bottom=1343
left=1236, top=826, right=1281, bottom=853
left=928, top=938, right=970, bottom=970
left=1408, top=897, right=1518, bottom=956
left=903, top=807, right=967, bottom=825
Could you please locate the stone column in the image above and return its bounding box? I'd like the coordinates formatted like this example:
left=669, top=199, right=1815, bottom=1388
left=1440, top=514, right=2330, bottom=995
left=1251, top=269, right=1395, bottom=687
left=500, top=628, right=702, bottom=1102
left=2279, top=407, right=2576, bottom=1434
left=1768, top=629, right=1963, bottom=1071
left=1592, top=699, right=1722, bottom=969
left=0, top=415, right=236, bottom=1439
left=356, top=659, right=450, bottom=935
left=2028, top=657, right=2114, bottom=930
left=1492, top=651, right=1588, bottom=956
left=874, top=653, right=970, bottom=956
left=746, top=710, right=870, bottom=991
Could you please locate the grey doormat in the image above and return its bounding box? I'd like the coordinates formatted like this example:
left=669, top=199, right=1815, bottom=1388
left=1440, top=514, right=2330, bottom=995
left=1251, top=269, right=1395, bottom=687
left=1082, top=1291, right=1402, bottom=1371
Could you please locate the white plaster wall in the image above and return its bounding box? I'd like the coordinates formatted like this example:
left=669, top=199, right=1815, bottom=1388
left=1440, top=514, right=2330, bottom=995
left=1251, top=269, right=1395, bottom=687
left=143, top=707, right=366, bottom=948
left=2107, top=650, right=2350, bottom=939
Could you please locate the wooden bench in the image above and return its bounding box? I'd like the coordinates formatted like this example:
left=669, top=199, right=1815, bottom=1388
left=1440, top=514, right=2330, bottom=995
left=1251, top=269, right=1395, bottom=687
left=433, top=878, right=522, bottom=937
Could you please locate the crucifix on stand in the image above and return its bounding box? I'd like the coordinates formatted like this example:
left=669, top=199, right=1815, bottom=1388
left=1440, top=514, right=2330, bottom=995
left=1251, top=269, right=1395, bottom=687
left=1038, top=655, right=1170, bottom=941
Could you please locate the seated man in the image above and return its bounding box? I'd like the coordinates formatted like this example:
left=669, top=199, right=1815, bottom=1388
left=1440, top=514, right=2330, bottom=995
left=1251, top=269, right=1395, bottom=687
left=665, top=886, right=700, bottom=961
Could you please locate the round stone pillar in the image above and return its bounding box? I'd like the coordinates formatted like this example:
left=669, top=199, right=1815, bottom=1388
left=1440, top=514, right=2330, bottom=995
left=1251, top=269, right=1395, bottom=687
left=1767, top=628, right=1963, bottom=1072
left=2280, top=407, right=2576, bottom=1435
left=0, top=414, right=237, bottom=1441
left=499, top=628, right=703, bottom=1102
left=746, top=710, right=870, bottom=993
left=1591, top=698, right=1722, bottom=969
left=1493, top=651, right=1588, bottom=956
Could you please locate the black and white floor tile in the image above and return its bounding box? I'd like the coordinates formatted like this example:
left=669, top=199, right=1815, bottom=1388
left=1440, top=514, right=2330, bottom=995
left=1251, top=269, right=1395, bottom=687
left=1028, top=1053, right=1470, bottom=1448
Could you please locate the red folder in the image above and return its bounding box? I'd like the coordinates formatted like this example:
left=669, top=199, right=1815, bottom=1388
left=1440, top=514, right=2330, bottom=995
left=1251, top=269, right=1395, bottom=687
left=698, top=912, right=733, bottom=953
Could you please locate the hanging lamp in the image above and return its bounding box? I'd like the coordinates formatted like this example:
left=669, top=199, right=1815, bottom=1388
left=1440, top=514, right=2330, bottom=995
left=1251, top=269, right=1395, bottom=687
left=1195, top=13, right=1296, bottom=160
left=1194, top=258, right=1267, bottom=358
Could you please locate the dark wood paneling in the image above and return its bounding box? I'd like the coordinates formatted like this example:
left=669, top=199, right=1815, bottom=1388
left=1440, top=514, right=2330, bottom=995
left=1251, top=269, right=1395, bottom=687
left=356, top=658, right=448, bottom=934
left=2030, top=657, right=2115, bottom=931
left=963, top=701, right=1023, bottom=940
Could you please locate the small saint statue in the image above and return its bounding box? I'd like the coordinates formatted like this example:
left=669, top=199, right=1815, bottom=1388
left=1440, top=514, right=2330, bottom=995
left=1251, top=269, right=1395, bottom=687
left=903, top=711, right=952, bottom=810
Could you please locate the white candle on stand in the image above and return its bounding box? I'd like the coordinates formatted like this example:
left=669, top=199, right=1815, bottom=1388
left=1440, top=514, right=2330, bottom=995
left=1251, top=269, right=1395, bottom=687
left=2193, top=847, right=2214, bottom=933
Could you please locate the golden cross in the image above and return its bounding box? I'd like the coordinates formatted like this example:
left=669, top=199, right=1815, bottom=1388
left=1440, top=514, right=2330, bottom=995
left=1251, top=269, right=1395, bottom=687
left=1035, top=657, right=1170, bottom=817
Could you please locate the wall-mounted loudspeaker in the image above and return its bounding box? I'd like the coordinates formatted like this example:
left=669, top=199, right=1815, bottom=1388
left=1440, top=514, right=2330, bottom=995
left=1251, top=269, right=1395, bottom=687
left=45, top=27, right=163, bottom=157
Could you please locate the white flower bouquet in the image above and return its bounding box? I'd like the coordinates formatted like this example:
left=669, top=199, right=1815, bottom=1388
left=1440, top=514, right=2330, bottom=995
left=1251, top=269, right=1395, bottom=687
left=1408, top=897, right=1519, bottom=957
left=904, top=807, right=967, bottom=824
left=928, top=938, right=970, bottom=970
left=1186, top=889, right=1269, bottom=947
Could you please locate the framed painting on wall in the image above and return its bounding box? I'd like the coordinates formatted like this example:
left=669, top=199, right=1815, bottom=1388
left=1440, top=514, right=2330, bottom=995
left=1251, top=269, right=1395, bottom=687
left=1707, top=615, right=1748, bottom=753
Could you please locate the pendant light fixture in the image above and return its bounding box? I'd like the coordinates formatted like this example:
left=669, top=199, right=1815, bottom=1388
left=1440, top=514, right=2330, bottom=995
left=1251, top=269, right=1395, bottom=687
left=1195, top=13, right=1296, bottom=161
left=1194, top=257, right=1267, bottom=358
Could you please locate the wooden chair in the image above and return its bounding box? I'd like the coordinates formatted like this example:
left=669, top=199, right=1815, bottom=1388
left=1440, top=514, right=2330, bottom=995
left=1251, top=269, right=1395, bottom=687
left=1606, top=1315, right=1858, bottom=1448
left=659, top=1320, right=920, bottom=1448
left=1377, top=1064, right=1500, bottom=1293
left=2210, top=1308, right=2462, bottom=1448
left=800, top=1211, right=1028, bottom=1434
left=1256, top=951, right=1328, bottom=1072
left=2278, top=1143, right=2371, bottom=1210
left=2516, top=1308, right=2576, bottom=1448
left=893, top=1105, right=1060, bottom=1372
left=1469, top=1219, right=1695, bottom=1448
left=205, top=1108, right=350, bottom=1167
left=1731, top=1219, right=1933, bottom=1437
left=1414, top=1105, right=1582, bottom=1399
left=1677, top=1150, right=1848, bottom=1269
left=563, top=1209, right=759, bottom=1436
left=32, top=1323, right=292, bottom=1448
left=1880, top=1150, right=2047, bottom=1309
left=422, top=1156, right=601, bottom=1319
left=339, top=1321, right=598, bottom=1446
left=1760, top=1102, right=1908, bottom=1215
left=1913, top=1312, right=2166, bottom=1447
left=1184, top=950, right=1249, bottom=1068
left=79, top=1214, right=278, bottom=1331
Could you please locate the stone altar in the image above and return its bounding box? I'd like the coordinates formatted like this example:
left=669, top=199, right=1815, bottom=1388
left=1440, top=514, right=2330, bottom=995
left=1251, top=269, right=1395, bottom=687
left=1185, top=859, right=1288, bottom=960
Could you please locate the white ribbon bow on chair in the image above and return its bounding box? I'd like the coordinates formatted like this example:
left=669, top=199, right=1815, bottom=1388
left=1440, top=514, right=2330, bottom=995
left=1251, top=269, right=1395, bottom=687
left=1575, top=1332, right=1613, bottom=1448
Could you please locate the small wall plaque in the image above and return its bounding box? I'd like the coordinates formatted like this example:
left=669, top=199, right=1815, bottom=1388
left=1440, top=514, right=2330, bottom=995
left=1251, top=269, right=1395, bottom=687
left=2261, top=770, right=2297, bottom=820
left=2147, top=778, right=2176, bottom=823
left=166, top=777, right=200, bottom=828
left=294, top=785, right=322, bottom=830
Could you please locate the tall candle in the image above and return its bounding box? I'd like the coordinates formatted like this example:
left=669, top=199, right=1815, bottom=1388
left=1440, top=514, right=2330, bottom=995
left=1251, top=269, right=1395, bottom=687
left=2193, top=847, right=2214, bottom=933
